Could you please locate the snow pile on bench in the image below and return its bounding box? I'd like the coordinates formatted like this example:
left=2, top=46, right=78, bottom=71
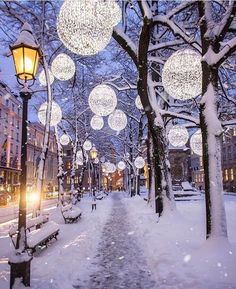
left=27, top=221, right=59, bottom=248
left=63, top=207, right=82, bottom=219
left=61, top=204, right=72, bottom=213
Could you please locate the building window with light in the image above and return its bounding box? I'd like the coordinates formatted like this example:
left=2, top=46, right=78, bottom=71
left=225, top=169, right=228, bottom=181
left=66, top=176, right=70, bottom=184
left=66, top=161, right=71, bottom=169
left=230, top=169, right=234, bottom=181
left=75, top=176, right=79, bottom=184
left=233, top=128, right=236, bottom=137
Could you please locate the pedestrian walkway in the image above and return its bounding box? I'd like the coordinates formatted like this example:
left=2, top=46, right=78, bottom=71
left=74, top=192, right=156, bottom=289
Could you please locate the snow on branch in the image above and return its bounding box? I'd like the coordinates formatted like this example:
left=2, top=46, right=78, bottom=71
left=148, top=39, right=186, bottom=53
left=112, top=27, right=138, bottom=67
left=138, top=1, right=152, bottom=19
left=166, top=0, right=198, bottom=19
left=160, top=109, right=199, bottom=125
left=204, top=37, right=236, bottom=66
left=153, top=15, right=201, bottom=52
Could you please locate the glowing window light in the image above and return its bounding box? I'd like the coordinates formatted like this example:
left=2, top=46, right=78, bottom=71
left=135, top=95, right=143, bottom=110
left=134, top=156, right=145, bottom=169
left=108, top=109, right=127, bottom=132
left=57, top=0, right=114, bottom=56
left=168, top=125, right=189, bottom=147
left=190, top=130, right=202, bottom=156
left=117, top=161, right=126, bottom=171
left=90, top=115, right=104, bottom=130
left=38, top=69, right=54, bottom=86
left=89, top=84, right=117, bottom=117
left=60, top=134, right=70, bottom=146
left=83, top=140, right=92, bottom=151
left=51, top=53, right=75, bottom=81
left=38, top=101, right=62, bottom=127
left=162, top=49, right=202, bottom=100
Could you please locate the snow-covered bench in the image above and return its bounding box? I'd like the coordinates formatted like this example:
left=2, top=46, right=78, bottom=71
left=61, top=204, right=82, bottom=224
left=9, top=214, right=49, bottom=248
left=26, top=221, right=59, bottom=253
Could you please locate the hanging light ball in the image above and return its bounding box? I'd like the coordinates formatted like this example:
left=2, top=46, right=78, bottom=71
left=89, top=84, right=117, bottom=116
left=134, top=156, right=145, bottom=169
left=168, top=125, right=189, bottom=147
left=94, top=157, right=99, bottom=164
left=104, top=162, right=116, bottom=173
left=117, top=161, right=126, bottom=171
left=76, top=150, right=88, bottom=164
left=83, top=140, right=92, bottom=151
left=57, top=0, right=113, bottom=56
left=90, top=115, right=104, bottom=130
left=51, top=53, right=75, bottom=81
left=38, top=101, right=62, bottom=127
left=190, top=130, right=202, bottom=156
left=60, top=134, right=70, bottom=146
left=135, top=95, right=143, bottom=110
left=39, top=69, right=54, bottom=86
left=162, top=49, right=202, bottom=100
left=108, top=109, right=127, bottom=132
left=99, top=1, right=122, bottom=27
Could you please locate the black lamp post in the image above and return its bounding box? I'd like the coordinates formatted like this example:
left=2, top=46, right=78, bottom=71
left=90, top=145, right=98, bottom=192
left=8, top=22, right=41, bottom=289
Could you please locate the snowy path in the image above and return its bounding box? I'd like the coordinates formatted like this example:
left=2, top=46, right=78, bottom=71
left=74, top=192, right=156, bottom=289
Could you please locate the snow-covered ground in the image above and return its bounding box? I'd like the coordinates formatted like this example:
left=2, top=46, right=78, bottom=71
left=0, top=194, right=112, bottom=289
left=0, top=192, right=235, bottom=289
left=122, top=194, right=236, bottom=289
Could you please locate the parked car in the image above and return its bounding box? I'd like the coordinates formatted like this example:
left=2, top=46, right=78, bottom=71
left=0, top=193, right=11, bottom=206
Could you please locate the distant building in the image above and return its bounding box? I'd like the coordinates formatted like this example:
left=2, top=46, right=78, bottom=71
left=190, top=128, right=236, bottom=192
left=27, top=122, right=58, bottom=195
left=0, top=81, right=22, bottom=198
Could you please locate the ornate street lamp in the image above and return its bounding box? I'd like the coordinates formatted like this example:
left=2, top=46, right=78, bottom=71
left=9, top=22, right=41, bottom=289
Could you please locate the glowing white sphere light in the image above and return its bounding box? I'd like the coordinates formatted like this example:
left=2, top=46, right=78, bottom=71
left=99, top=1, right=122, bottom=27
left=89, top=85, right=117, bottom=116
left=51, top=53, right=75, bottom=81
left=190, top=130, right=202, bottom=156
left=162, top=49, right=202, bottom=100
left=117, top=161, right=126, bottom=171
left=83, top=140, right=92, bottom=151
left=108, top=109, right=127, bottom=132
left=57, top=0, right=113, bottom=56
left=90, top=115, right=104, bottom=130
left=38, top=101, right=62, bottom=127
left=135, top=95, right=143, bottom=110
left=60, top=134, right=70, bottom=146
left=39, top=69, right=54, bottom=86
left=134, top=156, right=145, bottom=169
left=168, top=125, right=189, bottom=147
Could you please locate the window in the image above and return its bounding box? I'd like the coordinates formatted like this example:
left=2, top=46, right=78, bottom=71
left=5, top=112, right=8, bottom=123
left=11, top=130, right=14, bottom=140
left=16, top=145, right=18, bottom=154
left=66, top=161, right=71, bottom=169
left=230, top=169, right=234, bottom=181
left=17, top=107, right=20, bottom=115
left=0, top=109, right=1, bottom=118
left=16, top=133, right=19, bottom=142
left=66, top=176, right=70, bottom=184
left=233, top=129, right=236, bottom=137
left=75, top=176, right=79, bottom=184
left=17, top=121, right=20, bottom=129
left=6, top=99, right=9, bottom=106
left=12, top=103, right=15, bottom=112
left=225, top=169, right=228, bottom=181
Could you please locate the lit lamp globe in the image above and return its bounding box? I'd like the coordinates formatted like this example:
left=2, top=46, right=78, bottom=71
left=134, top=156, right=145, bottom=169
left=108, top=109, right=127, bottom=132
left=162, top=49, right=202, bottom=100
left=94, top=157, right=99, bottom=164
left=117, top=161, right=126, bottom=171
left=90, top=115, right=104, bottom=130
left=51, top=53, right=75, bottom=81
left=39, top=69, right=54, bottom=86
left=98, top=1, right=122, bottom=27
left=57, top=0, right=113, bottom=56
left=89, top=84, right=117, bottom=116
left=10, top=22, right=41, bottom=81
left=60, top=134, right=70, bottom=146
left=135, top=95, right=143, bottom=110
left=83, top=140, right=92, bottom=151
left=38, top=101, right=62, bottom=126
left=106, top=162, right=116, bottom=173
left=90, top=145, right=98, bottom=160
left=190, top=130, right=202, bottom=156
left=168, top=125, right=189, bottom=147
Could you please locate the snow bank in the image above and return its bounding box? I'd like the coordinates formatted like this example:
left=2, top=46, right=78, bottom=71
left=122, top=195, right=236, bottom=289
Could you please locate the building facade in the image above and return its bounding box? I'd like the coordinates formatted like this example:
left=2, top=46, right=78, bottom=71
left=27, top=122, right=58, bottom=195
left=0, top=81, right=22, bottom=200
left=191, top=128, right=236, bottom=192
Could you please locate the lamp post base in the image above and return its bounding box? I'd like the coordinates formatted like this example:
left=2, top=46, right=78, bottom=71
left=8, top=257, right=33, bottom=289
